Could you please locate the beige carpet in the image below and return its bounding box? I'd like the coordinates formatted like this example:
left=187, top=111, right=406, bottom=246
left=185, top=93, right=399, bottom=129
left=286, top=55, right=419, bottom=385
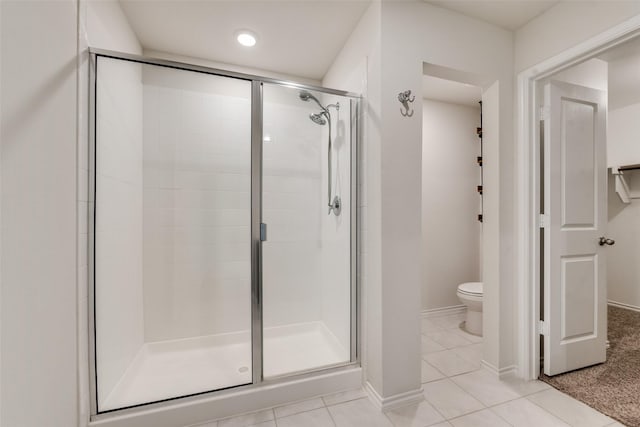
left=540, top=306, right=640, bottom=426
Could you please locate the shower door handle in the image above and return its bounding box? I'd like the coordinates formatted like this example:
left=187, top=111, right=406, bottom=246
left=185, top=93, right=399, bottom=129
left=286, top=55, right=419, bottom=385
left=260, top=223, right=267, bottom=242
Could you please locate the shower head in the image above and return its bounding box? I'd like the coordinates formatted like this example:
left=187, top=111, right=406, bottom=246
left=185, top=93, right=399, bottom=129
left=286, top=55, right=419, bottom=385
left=299, top=90, right=327, bottom=112
left=299, top=90, right=313, bottom=102
left=309, top=112, right=327, bottom=125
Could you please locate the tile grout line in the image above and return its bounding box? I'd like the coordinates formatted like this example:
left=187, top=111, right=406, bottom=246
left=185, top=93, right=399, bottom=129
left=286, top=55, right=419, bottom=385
left=382, top=411, right=395, bottom=426
left=270, top=390, right=373, bottom=425
left=422, top=327, right=611, bottom=426
left=324, top=402, right=339, bottom=427
left=421, top=359, right=447, bottom=380
left=497, top=397, right=573, bottom=426
left=481, top=406, right=517, bottom=427
left=418, top=391, right=450, bottom=426
left=523, top=390, right=614, bottom=427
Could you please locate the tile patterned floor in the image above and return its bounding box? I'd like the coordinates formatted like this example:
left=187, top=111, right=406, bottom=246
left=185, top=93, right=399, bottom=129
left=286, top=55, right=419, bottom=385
left=186, top=313, right=624, bottom=427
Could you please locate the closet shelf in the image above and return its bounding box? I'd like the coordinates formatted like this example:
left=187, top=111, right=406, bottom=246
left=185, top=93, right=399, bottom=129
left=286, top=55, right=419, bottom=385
left=611, top=166, right=640, bottom=203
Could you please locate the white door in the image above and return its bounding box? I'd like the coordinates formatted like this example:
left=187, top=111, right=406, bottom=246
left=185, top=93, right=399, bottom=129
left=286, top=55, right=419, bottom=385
left=543, top=80, right=608, bottom=376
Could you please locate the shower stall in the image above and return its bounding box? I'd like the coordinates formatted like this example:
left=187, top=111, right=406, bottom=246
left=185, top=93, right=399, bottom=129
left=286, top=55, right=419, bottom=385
left=89, top=50, right=359, bottom=415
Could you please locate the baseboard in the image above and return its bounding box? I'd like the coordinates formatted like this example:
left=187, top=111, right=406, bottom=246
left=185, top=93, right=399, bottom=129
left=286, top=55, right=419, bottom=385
left=481, top=360, right=517, bottom=379
left=608, top=300, right=640, bottom=313
left=422, top=305, right=466, bottom=318
left=364, top=381, right=424, bottom=411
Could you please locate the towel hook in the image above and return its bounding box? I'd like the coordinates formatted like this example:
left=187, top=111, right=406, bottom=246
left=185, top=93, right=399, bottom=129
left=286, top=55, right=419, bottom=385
left=398, top=90, right=415, bottom=117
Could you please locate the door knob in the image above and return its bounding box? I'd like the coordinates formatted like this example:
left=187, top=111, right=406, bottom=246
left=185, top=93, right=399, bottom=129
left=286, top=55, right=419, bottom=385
left=599, top=237, right=615, bottom=246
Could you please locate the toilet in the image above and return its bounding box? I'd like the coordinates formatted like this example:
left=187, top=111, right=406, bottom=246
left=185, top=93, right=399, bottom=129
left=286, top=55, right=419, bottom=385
left=457, top=282, right=483, bottom=336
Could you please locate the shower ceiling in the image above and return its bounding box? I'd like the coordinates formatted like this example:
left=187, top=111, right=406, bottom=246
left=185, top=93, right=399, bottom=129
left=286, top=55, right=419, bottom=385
left=118, top=0, right=371, bottom=81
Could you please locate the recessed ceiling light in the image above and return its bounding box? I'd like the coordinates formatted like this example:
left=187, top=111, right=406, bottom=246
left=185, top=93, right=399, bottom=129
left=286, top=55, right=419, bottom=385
left=236, top=30, right=257, bottom=47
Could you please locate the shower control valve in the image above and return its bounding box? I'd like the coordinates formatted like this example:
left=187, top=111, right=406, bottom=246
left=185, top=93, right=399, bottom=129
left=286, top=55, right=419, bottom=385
left=329, top=196, right=342, bottom=216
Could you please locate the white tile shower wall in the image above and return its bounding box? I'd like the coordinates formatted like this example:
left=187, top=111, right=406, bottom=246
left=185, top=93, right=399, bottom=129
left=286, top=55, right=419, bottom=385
left=95, top=57, right=145, bottom=404
left=262, top=85, right=324, bottom=330
left=142, top=67, right=253, bottom=342
left=319, top=93, right=352, bottom=355
left=142, top=72, right=324, bottom=342
left=422, top=99, right=481, bottom=310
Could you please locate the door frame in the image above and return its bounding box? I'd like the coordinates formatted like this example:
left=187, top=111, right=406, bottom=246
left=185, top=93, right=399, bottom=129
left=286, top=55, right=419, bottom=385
left=516, top=15, right=640, bottom=381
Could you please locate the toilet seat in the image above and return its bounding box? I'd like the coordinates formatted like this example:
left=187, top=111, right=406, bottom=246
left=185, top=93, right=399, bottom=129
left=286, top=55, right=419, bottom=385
left=457, top=281, right=483, bottom=296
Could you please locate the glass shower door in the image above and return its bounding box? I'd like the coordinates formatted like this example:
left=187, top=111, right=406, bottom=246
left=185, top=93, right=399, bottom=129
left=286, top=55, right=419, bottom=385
left=260, top=83, right=354, bottom=378
left=93, top=56, right=253, bottom=412
left=92, top=53, right=359, bottom=414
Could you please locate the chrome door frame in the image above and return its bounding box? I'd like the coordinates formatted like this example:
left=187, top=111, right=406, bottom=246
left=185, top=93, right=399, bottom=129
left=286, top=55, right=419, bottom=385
left=87, top=48, right=361, bottom=419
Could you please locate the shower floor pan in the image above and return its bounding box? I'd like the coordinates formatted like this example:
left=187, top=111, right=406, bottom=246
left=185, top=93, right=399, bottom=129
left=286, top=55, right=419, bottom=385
left=100, top=321, right=349, bottom=412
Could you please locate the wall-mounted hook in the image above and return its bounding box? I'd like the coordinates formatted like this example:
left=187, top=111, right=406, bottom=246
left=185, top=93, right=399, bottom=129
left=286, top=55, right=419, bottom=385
left=398, top=90, right=415, bottom=117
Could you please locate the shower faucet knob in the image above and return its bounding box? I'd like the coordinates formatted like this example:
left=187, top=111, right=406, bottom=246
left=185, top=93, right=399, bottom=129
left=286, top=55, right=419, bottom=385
left=329, top=196, right=342, bottom=216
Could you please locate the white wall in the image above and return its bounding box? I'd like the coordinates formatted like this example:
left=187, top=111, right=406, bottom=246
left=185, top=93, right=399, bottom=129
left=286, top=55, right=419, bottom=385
left=609, top=104, right=640, bottom=167
left=86, top=0, right=141, bottom=54
left=551, top=58, right=608, bottom=92
left=480, top=81, right=501, bottom=354
left=0, top=5, right=3, bottom=421
left=515, top=2, right=640, bottom=73
left=422, top=99, right=481, bottom=311
left=607, top=171, right=640, bottom=309
left=94, top=57, right=145, bottom=405
left=379, top=0, right=514, bottom=386
left=1, top=1, right=79, bottom=426
left=608, top=47, right=640, bottom=111
left=606, top=52, right=640, bottom=310
left=608, top=49, right=640, bottom=168
left=324, top=0, right=514, bottom=400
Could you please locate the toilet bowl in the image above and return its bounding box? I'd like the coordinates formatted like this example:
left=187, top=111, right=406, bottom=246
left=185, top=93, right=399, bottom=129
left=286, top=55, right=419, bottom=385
left=457, top=282, right=483, bottom=336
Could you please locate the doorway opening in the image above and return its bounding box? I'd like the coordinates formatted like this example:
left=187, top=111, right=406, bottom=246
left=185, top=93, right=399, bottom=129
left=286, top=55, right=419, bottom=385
left=531, top=32, right=640, bottom=426
left=419, top=69, right=484, bottom=383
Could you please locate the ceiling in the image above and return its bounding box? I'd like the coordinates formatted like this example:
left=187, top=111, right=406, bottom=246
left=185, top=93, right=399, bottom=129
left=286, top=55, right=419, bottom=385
left=422, top=75, right=481, bottom=107
left=119, top=0, right=561, bottom=83
left=119, top=0, right=371, bottom=81
left=425, top=0, right=559, bottom=31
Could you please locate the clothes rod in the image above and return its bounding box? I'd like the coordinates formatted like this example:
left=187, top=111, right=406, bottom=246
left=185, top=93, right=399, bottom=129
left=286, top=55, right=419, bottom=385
left=618, top=164, right=640, bottom=171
